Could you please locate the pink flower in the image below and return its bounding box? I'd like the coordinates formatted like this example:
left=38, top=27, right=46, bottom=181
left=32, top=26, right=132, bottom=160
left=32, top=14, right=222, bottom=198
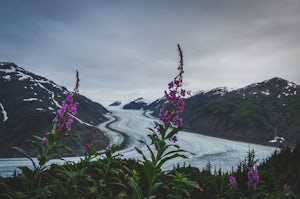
left=176, top=118, right=183, bottom=127
left=65, top=93, right=73, bottom=102
left=84, top=143, right=91, bottom=154
left=247, top=166, right=259, bottom=191
left=53, top=93, right=78, bottom=135
left=228, top=175, right=238, bottom=190
left=169, top=135, right=178, bottom=143
left=42, top=137, right=48, bottom=144
left=155, top=44, right=185, bottom=140
left=180, top=89, right=186, bottom=97
left=159, top=78, right=185, bottom=128
left=168, top=81, right=174, bottom=89
left=106, top=145, right=112, bottom=151
left=283, top=183, right=290, bottom=193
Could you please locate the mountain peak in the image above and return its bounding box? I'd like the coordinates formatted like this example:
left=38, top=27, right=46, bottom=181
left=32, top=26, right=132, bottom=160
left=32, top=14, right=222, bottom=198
left=0, top=62, right=109, bottom=157
left=123, top=97, right=148, bottom=110
left=231, top=77, right=299, bottom=99
left=205, top=87, right=228, bottom=96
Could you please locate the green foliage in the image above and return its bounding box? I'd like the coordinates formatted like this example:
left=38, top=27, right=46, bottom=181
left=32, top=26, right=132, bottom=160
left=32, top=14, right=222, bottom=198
left=1, top=143, right=300, bottom=198
left=185, top=95, right=300, bottom=145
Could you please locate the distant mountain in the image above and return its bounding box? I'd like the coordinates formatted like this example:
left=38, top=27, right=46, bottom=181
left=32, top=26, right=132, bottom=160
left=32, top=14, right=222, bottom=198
left=148, top=77, right=300, bottom=146
left=109, top=101, right=122, bottom=106
left=0, top=62, right=109, bottom=157
left=123, top=97, right=148, bottom=110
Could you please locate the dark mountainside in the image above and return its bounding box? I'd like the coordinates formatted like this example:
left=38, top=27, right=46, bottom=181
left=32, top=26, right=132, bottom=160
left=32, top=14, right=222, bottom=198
left=148, top=77, right=300, bottom=146
left=109, top=101, right=122, bottom=106
left=0, top=62, right=109, bottom=157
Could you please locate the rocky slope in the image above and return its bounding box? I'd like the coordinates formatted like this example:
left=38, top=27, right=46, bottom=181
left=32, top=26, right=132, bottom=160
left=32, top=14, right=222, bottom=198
left=109, top=101, right=122, bottom=106
left=0, top=62, right=109, bottom=157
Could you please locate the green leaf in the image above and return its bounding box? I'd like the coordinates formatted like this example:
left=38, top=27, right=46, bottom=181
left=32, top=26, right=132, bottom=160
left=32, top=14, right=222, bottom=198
left=147, top=127, right=158, bottom=135
left=143, top=161, right=156, bottom=184
left=127, top=176, right=143, bottom=199
left=159, top=124, right=167, bottom=139
left=162, top=149, right=189, bottom=159
left=166, top=126, right=184, bottom=140
left=157, top=153, right=187, bottom=169
left=135, top=147, right=148, bottom=162
left=18, top=166, right=34, bottom=183
left=33, top=135, right=43, bottom=142
left=27, top=140, right=44, bottom=157
left=48, top=132, right=56, bottom=145
left=13, top=147, right=37, bottom=169
left=139, top=140, right=155, bottom=163
left=64, top=145, right=73, bottom=152
left=152, top=182, right=164, bottom=193
left=37, top=155, right=47, bottom=168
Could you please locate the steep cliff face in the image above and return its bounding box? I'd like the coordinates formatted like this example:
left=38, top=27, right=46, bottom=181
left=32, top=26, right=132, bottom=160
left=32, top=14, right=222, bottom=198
left=0, top=62, right=109, bottom=157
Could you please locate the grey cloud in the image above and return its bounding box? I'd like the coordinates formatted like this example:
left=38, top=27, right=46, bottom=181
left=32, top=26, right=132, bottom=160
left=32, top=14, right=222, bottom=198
left=1, top=0, right=299, bottom=105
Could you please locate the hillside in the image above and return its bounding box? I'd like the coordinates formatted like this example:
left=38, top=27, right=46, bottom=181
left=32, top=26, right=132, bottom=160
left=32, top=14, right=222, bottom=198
left=0, top=62, right=109, bottom=157
left=148, top=77, right=300, bottom=146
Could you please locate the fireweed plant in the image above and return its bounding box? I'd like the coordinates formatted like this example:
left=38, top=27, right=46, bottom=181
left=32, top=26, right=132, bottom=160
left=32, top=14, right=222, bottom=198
left=247, top=165, right=259, bottom=192
left=228, top=175, right=238, bottom=191
left=13, top=71, right=80, bottom=192
left=135, top=44, right=200, bottom=198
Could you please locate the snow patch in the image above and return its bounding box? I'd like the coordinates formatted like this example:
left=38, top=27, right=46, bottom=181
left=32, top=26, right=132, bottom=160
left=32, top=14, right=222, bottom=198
left=0, top=66, right=16, bottom=73
left=283, top=92, right=289, bottom=96
left=23, top=98, right=38, bottom=101
left=34, top=81, right=61, bottom=107
left=16, top=72, right=33, bottom=81
left=0, top=102, right=8, bottom=121
left=287, top=82, right=296, bottom=88
left=261, top=91, right=270, bottom=95
left=2, top=75, right=11, bottom=81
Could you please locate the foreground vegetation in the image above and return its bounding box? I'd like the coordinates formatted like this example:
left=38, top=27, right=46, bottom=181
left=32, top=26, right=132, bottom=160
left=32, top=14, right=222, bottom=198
left=0, top=45, right=299, bottom=198
left=0, top=143, right=299, bottom=198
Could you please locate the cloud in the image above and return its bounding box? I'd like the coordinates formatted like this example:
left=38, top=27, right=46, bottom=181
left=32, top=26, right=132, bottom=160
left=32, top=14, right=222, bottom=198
left=1, top=0, right=299, bottom=105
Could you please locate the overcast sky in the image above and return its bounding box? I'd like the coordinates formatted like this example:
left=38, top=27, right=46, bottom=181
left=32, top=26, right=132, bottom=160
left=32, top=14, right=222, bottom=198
left=1, top=0, right=300, bottom=105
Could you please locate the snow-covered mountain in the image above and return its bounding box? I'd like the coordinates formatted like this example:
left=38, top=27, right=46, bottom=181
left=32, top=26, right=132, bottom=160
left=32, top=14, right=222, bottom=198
left=147, top=77, right=300, bottom=146
left=0, top=62, right=109, bottom=157
left=123, top=97, right=148, bottom=110
left=233, top=77, right=298, bottom=98
left=184, top=77, right=300, bottom=146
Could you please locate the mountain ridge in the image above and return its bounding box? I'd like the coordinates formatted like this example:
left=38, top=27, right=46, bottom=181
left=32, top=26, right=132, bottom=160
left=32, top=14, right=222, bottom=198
left=147, top=77, right=300, bottom=146
left=0, top=62, right=109, bottom=157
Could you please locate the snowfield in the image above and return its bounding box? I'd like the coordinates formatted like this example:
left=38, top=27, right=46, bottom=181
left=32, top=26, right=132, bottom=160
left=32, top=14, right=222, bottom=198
left=0, top=107, right=276, bottom=177
left=100, top=107, right=276, bottom=171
